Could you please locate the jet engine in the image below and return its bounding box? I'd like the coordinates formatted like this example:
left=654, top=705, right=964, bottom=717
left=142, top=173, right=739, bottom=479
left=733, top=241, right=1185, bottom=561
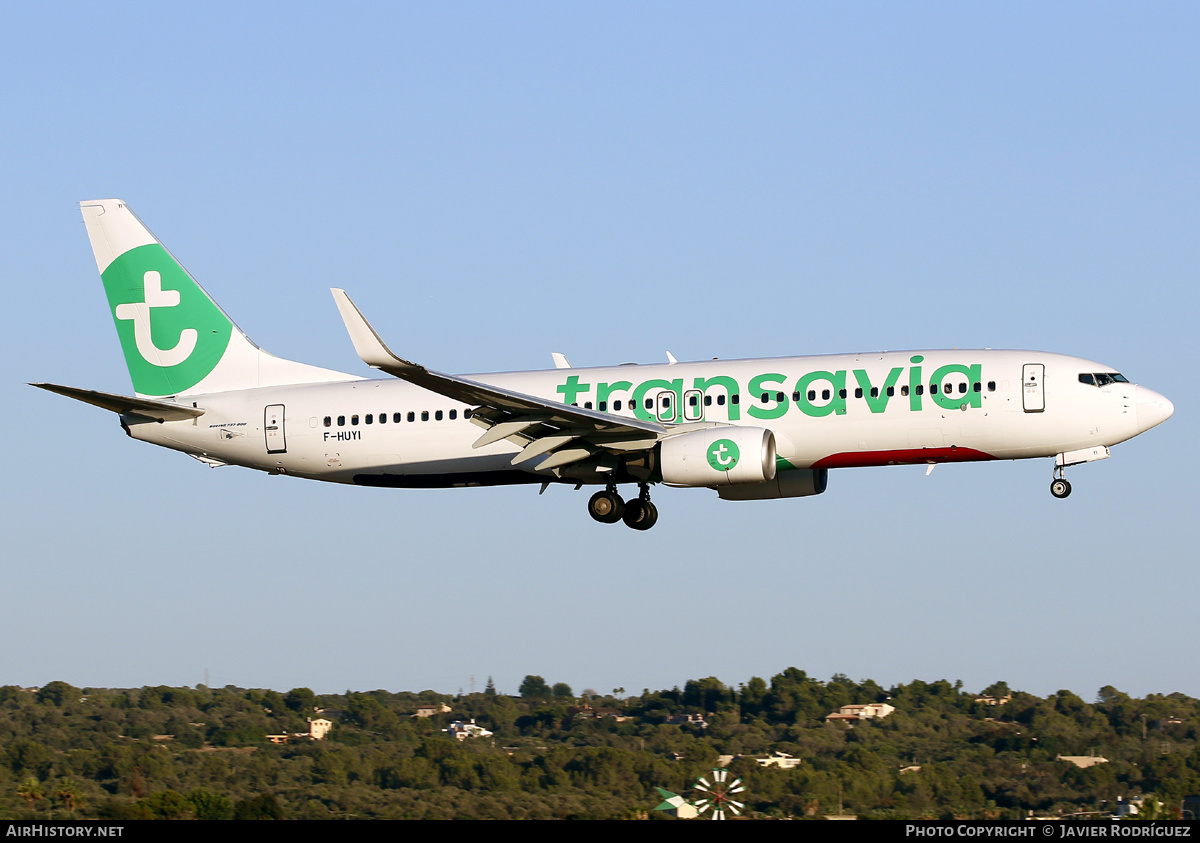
left=659, top=426, right=776, bottom=486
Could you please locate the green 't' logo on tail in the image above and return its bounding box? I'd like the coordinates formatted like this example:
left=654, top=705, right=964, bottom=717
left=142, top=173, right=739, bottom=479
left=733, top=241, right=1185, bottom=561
left=101, top=244, right=232, bottom=395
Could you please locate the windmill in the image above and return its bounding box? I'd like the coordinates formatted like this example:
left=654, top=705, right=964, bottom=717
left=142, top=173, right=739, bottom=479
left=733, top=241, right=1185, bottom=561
left=692, top=768, right=746, bottom=820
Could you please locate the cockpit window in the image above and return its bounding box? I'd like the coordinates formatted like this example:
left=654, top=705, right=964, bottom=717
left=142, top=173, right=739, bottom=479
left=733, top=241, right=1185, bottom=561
left=1080, top=372, right=1129, bottom=387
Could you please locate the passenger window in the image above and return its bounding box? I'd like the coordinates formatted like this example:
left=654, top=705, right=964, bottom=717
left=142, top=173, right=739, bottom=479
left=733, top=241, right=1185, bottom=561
left=365, top=414, right=373, bottom=424
left=323, top=416, right=331, bottom=427
left=689, top=395, right=698, bottom=407
left=337, top=415, right=346, bottom=426
left=987, top=381, right=996, bottom=392
left=435, top=410, right=443, bottom=421
left=731, top=394, right=740, bottom=405
left=421, top=411, right=429, bottom=421
left=822, top=389, right=830, bottom=400
left=449, top=409, right=457, bottom=420
left=717, top=395, right=726, bottom=406
left=916, top=385, right=924, bottom=395
left=870, top=387, right=879, bottom=398
left=394, top=412, right=402, bottom=423
left=958, top=383, right=967, bottom=394
left=644, top=399, right=652, bottom=410
left=839, top=389, right=847, bottom=399
left=854, top=388, right=863, bottom=399
left=351, top=415, right=359, bottom=425
left=760, top=392, right=769, bottom=403
left=378, top=413, right=386, bottom=424
left=930, top=384, right=938, bottom=395
left=614, top=400, right=622, bottom=411
left=599, top=401, right=607, bottom=412
left=776, top=392, right=784, bottom=402
left=584, top=401, right=592, bottom=409
left=792, top=391, right=801, bottom=402
left=807, top=390, right=816, bottom=401
left=464, top=409, right=473, bottom=419
left=886, top=386, right=894, bottom=397
left=973, top=382, right=981, bottom=393
left=901, top=386, right=909, bottom=397
left=704, top=395, right=712, bottom=406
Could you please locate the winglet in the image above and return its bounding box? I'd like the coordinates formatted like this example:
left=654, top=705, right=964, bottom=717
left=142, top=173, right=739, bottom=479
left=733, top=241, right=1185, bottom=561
left=330, top=289, right=420, bottom=375
left=551, top=352, right=571, bottom=369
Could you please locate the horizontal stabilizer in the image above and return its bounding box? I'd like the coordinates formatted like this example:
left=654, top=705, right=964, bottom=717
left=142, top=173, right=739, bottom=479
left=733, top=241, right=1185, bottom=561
left=31, top=383, right=205, bottom=422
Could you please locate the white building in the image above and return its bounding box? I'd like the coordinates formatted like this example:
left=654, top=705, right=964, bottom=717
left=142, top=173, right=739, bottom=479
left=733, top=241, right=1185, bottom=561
left=445, top=719, right=493, bottom=741
left=756, top=752, right=802, bottom=769
left=825, top=703, right=896, bottom=721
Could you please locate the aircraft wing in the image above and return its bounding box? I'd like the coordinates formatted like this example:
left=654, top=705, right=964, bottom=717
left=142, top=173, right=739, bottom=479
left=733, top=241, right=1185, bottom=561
left=331, top=289, right=667, bottom=472
left=31, top=383, right=206, bottom=422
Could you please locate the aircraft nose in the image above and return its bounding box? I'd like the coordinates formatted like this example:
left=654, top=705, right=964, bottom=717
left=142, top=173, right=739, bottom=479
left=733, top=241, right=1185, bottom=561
left=1136, top=386, right=1174, bottom=432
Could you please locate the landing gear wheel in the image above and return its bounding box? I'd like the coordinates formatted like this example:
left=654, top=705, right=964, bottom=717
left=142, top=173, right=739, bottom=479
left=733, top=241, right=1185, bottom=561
left=640, top=500, right=658, bottom=530
left=588, top=490, right=625, bottom=524
left=1050, top=478, right=1072, bottom=499
left=622, top=498, right=659, bottom=530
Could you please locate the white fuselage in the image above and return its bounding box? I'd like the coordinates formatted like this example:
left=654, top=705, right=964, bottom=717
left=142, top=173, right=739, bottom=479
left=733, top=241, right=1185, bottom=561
left=123, top=348, right=1169, bottom=490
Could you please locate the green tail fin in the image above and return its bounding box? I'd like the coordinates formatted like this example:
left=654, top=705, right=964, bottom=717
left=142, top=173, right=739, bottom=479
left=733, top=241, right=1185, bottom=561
left=80, top=200, right=355, bottom=398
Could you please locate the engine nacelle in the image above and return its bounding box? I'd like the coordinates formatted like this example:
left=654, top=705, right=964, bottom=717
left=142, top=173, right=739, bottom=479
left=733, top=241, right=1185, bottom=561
left=716, top=468, right=828, bottom=501
left=659, top=427, right=776, bottom=486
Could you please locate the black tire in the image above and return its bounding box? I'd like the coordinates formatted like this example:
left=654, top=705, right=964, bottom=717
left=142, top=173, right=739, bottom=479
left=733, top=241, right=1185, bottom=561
left=623, top=499, right=658, bottom=530
left=1050, top=478, right=1072, bottom=499
left=588, top=490, right=624, bottom=523
left=621, top=498, right=647, bottom=529
left=639, top=500, right=659, bottom=530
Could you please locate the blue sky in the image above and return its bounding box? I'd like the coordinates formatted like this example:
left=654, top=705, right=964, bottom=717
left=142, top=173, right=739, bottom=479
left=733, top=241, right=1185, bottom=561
left=2, top=2, right=1195, bottom=700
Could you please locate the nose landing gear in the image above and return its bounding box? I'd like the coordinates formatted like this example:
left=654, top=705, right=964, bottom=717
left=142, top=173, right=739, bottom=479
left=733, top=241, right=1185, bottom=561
left=587, top=484, right=659, bottom=530
left=1050, top=467, right=1072, bottom=499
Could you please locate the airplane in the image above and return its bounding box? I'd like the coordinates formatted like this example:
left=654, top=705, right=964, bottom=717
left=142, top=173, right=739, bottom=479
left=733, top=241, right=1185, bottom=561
left=33, top=199, right=1174, bottom=531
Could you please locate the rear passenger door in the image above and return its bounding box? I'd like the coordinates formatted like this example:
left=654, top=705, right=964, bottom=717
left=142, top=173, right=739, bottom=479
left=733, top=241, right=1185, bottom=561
left=265, top=404, right=287, bottom=453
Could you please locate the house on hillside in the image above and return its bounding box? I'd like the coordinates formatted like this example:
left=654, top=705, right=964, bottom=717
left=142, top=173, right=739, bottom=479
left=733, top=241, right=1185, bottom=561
left=415, top=702, right=452, bottom=718
left=825, top=703, right=895, bottom=722
left=445, top=719, right=493, bottom=741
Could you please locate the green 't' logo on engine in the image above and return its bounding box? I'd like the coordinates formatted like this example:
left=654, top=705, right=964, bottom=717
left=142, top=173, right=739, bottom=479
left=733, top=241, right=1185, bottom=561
left=707, top=439, right=740, bottom=471
left=101, top=244, right=232, bottom=395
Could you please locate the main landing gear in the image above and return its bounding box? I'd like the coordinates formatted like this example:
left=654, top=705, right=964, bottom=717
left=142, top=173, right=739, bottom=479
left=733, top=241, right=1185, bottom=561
left=1050, top=466, right=1072, bottom=499
left=587, top=485, right=659, bottom=531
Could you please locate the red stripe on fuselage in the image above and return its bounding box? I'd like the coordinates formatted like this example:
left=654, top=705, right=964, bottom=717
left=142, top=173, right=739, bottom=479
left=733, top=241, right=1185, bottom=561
left=811, top=447, right=997, bottom=469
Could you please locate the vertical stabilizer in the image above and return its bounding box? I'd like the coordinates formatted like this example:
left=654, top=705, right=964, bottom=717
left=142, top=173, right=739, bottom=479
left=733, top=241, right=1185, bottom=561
left=80, top=200, right=356, bottom=398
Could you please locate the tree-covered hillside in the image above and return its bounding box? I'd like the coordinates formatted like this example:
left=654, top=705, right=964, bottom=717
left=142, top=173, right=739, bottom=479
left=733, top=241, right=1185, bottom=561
left=2, top=672, right=1198, bottom=819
